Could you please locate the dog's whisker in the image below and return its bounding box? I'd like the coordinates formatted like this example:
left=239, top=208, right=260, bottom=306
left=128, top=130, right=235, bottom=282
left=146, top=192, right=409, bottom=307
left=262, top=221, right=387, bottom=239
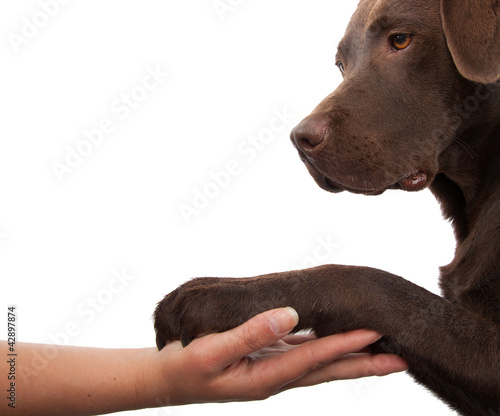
left=452, top=136, right=476, bottom=160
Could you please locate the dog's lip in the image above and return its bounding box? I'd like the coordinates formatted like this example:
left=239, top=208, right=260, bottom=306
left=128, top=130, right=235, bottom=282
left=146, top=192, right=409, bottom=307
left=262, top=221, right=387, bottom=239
left=322, top=177, right=387, bottom=195
left=298, top=151, right=387, bottom=195
left=297, top=149, right=430, bottom=194
left=321, top=171, right=429, bottom=195
left=397, top=171, right=428, bottom=191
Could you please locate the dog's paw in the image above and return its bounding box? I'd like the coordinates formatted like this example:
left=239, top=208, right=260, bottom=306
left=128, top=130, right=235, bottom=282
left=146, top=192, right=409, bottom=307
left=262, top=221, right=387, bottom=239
left=154, top=277, right=267, bottom=350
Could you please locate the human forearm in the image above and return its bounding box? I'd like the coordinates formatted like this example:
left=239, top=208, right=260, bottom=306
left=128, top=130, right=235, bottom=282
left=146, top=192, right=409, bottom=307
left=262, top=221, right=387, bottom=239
left=1, top=341, right=155, bottom=416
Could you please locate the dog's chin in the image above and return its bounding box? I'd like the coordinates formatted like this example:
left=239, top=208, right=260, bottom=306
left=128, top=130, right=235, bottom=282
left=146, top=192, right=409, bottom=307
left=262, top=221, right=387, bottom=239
left=319, top=177, right=386, bottom=195
left=310, top=170, right=429, bottom=196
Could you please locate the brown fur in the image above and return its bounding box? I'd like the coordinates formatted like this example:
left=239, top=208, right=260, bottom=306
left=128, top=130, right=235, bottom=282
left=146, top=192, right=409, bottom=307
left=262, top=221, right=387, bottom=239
left=155, top=1, right=500, bottom=414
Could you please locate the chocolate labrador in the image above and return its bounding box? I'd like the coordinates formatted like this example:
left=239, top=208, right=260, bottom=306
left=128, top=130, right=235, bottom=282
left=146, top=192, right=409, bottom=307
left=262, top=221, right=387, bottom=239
left=155, top=0, right=500, bottom=414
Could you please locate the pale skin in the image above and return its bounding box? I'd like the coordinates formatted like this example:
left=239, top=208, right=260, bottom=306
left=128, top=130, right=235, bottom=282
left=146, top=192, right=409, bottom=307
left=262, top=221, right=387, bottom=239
left=2, top=308, right=408, bottom=416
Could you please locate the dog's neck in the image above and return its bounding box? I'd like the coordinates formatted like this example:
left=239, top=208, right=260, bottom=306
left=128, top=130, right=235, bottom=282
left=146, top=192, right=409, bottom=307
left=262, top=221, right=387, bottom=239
left=431, top=81, right=500, bottom=243
left=431, top=81, right=500, bottom=317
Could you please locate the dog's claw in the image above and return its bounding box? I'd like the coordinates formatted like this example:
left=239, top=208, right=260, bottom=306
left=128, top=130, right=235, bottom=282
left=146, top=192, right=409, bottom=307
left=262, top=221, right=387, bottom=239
left=181, top=330, right=194, bottom=347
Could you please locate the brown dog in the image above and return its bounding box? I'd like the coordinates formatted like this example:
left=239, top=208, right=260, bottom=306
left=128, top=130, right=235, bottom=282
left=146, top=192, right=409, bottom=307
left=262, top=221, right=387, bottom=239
left=155, top=1, right=500, bottom=414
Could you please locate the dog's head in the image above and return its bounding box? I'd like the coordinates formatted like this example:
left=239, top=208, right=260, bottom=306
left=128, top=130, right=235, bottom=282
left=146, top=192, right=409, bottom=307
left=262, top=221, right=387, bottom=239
left=291, top=0, right=500, bottom=195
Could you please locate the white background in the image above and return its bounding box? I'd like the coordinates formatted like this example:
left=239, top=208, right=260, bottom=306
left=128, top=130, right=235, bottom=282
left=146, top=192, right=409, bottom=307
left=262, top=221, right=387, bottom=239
left=1, top=1, right=457, bottom=415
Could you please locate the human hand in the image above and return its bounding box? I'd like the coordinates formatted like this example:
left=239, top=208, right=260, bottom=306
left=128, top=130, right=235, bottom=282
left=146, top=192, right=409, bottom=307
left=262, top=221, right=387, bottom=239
left=144, top=307, right=408, bottom=407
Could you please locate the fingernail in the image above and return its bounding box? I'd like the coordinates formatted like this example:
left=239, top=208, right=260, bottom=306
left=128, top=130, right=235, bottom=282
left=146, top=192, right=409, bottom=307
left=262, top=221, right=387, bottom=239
left=269, top=307, right=299, bottom=336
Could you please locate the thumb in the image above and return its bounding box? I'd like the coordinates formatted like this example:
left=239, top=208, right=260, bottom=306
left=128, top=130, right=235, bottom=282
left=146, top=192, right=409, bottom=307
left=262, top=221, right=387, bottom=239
left=268, top=307, right=300, bottom=338
left=212, top=307, right=299, bottom=369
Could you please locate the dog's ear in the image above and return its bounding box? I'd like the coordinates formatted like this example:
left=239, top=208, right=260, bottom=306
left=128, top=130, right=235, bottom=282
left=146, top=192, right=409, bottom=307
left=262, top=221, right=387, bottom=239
left=441, top=0, right=500, bottom=84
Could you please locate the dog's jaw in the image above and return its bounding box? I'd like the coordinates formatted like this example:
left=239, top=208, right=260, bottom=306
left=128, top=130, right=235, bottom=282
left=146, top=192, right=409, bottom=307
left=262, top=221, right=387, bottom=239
left=302, top=155, right=431, bottom=196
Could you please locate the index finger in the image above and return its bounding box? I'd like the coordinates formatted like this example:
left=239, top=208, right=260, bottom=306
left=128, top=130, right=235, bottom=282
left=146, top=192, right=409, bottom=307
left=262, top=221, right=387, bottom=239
left=247, top=329, right=384, bottom=391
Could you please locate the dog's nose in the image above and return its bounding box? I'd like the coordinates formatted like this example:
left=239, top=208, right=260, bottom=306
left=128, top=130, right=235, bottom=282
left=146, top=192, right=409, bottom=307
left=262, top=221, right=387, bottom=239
left=290, top=114, right=329, bottom=154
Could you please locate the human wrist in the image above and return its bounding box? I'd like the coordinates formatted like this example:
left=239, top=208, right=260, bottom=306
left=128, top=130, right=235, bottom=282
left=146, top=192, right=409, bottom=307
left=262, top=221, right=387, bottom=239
left=137, top=345, right=185, bottom=409
left=133, top=347, right=166, bottom=409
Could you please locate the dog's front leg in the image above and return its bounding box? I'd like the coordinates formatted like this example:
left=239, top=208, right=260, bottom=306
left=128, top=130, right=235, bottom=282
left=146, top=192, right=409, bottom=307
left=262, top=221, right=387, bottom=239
left=154, top=264, right=376, bottom=347
left=154, top=264, right=500, bottom=415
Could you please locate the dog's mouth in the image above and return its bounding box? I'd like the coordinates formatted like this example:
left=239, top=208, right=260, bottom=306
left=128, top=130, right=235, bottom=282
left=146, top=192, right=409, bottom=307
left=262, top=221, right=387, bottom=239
left=298, top=148, right=430, bottom=195
left=317, top=170, right=429, bottom=195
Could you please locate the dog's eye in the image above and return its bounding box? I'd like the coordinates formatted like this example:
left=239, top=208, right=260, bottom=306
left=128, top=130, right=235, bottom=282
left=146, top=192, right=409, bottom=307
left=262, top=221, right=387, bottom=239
left=391, top=34, right=412, bottom=50
left=336, top=61, right=346, bottom=75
